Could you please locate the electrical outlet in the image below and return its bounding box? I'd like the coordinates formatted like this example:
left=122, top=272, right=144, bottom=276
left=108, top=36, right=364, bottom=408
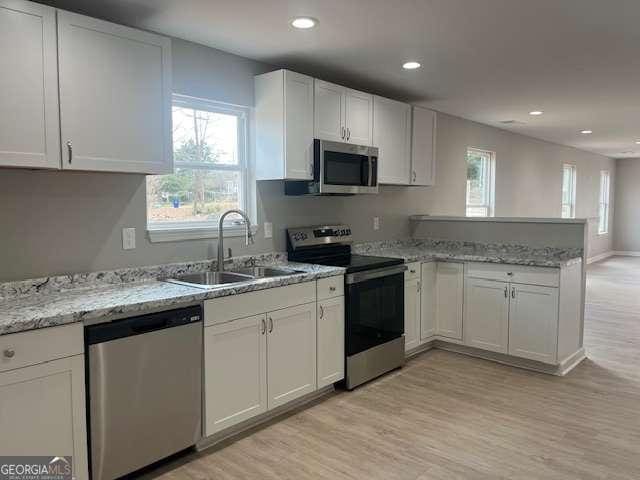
left=122, top=227, right=136, bottom=250
left=373, top=217, right=380, bottom=231
left=264, top=222, right=273, bottom=239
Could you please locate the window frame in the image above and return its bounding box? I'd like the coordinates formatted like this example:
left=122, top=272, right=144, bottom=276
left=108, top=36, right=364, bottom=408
left=598, top=170, right=610, bottom=235
left=147, top=94, right=256, bottom=242
left=465, top=147, right=496, bottom=217
left=561, top=164, right=577, bottom=219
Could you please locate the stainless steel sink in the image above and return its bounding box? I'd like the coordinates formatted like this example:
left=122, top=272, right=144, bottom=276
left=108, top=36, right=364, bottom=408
left=167, top=271, right=255, bottom=289
left=233, top=266, right=305, bottom=278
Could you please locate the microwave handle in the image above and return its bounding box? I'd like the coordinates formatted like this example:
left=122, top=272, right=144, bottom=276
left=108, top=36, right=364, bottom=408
left=368, top=158, right=373, bottom=186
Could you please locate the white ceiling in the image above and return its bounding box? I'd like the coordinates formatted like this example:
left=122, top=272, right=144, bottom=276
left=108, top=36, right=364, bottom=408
left=48, top=0, right=640, bottom=159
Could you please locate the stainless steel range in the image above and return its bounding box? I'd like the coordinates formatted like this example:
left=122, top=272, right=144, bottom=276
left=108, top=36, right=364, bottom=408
left=287, top=225, right=407, bottom=389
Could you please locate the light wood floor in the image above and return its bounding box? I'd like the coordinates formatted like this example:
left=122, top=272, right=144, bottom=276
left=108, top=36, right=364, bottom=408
left=144, top=257, right=640, bottom=479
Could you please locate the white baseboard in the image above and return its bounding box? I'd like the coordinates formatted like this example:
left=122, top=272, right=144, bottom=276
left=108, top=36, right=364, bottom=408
left=613, top=251, right=640, bottom=257
left=586, top=251, right=615, bottom=264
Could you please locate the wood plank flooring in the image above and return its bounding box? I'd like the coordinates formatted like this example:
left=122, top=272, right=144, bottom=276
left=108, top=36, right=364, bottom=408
left=143, top=257, right=640, bottom=479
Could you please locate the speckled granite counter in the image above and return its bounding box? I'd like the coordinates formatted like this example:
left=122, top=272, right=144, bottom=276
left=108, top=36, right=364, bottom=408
left=354, top=239, right=583, bottom=268
left=0, top=254, right=344, bottom=336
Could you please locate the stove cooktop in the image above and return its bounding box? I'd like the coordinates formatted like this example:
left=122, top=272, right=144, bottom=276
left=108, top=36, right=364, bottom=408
left=300, top=254, right=404, bottom=274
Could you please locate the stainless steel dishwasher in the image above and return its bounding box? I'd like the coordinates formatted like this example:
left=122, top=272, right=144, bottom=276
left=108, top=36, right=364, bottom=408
left=86, top=305, right=203, bottom=480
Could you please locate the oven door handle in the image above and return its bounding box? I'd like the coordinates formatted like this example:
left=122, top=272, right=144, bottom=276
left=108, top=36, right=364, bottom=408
left=346, top=264, right=408, bottom=284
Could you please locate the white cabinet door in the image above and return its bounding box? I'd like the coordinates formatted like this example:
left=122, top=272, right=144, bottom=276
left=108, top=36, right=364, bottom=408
left=404, top=278, right=421, bottom=351
left=0, top=355, right=89, bottom=480
left=314, top=79, right=344, bottom=142
left=411, top=106, right=436, bottom=186
left=0, top=0, right=59, bottom=169
left=436, top=262, right=464, bottom=340
left=344, top=88, right=373, bottom=146
left=284, top=70, right=314, bottom=179
left=204, top=314, right=267, bottom=436
left=267, top=302, right=317, bottom=409
left=317, top=296, right=345, bottom=388
left=57, top=11, right=172, bottom=173
left=374, top=96, right=412, bottom=184
left=509, top=284, right=559, bottom=364
left=420, top=262, right=437, bottom=340
left=464, top=278, right=509, bottom=353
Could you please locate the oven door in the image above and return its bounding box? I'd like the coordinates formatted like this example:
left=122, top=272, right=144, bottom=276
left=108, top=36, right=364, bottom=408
left=345, top=267, right=405, bottom=357
left=317, top=139, right=378, bottom=194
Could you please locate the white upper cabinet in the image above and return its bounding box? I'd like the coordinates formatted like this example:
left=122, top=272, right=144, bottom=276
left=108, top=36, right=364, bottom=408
left=255, top=69, right=314, bottom=180
left=411, top=106, right=437, bottom=186
left=343, top=88, right=373, bottom=145
left=57, top=11, right=172, bottom=174
left=0, top=0, right=60, bottom=169
left=374, top=96, right=412, bottom=184
left=314, top=80, right=373, bottom=145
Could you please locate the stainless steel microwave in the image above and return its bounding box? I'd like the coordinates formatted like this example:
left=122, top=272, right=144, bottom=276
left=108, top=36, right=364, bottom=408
left=285, top=139, right=379, bottom=195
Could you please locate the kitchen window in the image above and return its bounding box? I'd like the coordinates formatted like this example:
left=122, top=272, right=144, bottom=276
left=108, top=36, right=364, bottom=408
left=147, top=95, right=252, bottom=241
left=466, top=148, right=495, bottom=217
left=598, top=170, right=610, bottom=234
left=561, top=164, right=577, bottom=219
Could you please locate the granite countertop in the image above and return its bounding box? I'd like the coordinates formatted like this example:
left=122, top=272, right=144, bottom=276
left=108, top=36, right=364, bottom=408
left=354, top=239, right=583, bottom=268
left=0, top=257, right=344, bottom=336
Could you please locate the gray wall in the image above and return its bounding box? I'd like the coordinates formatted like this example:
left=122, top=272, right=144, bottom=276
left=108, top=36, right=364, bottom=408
left=0, top=38, right=615, bottom=282
left=613, top=158, right=640, bottom=252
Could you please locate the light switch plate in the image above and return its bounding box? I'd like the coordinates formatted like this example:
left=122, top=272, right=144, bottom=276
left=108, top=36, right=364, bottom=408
left=122, top=227, right=136, bottom=250
left=264, top=222, right=273, bottom=239
left=373, top=217, right=380, bottom=231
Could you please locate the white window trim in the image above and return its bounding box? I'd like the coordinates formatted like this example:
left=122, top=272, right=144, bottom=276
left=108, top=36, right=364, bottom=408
left=465, top=147, right=496, bottom=218
left=598, top=170, right=610, bottom=235
left=561, top=164, right=577, bottom=219
left=147, top=94, right=256, bottom=243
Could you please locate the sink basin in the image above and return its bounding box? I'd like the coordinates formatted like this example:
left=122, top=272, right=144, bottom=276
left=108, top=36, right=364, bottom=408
left=233, top=266, right=306, bottom=278
left=167, top=271, right=255, bottom=289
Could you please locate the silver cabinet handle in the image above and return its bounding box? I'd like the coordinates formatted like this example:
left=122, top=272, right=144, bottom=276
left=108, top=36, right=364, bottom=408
left=67, top=141, right=73, bottom=164
left=511, top=287, right=516, bottom=299
left=268, top=316, right=273, bottom=333
left=346, top=128, right=351, bottom=141
left=341, top=126, right=345, bottom=139
left=3, top=348, right=15, bottom=359
left=507, top=272, right=514, bottom=277
left=504, top=286, right=508, bottom=298
left=319, top=305, right=324, bottom=319
left=329, top=286, right=336, bottom=292
left=260, top=318, right=266, bottom=335
left=417, top=281, right=421, bottom=293
left=412, top=171, right=417, bottom=183
left=410, top=269, right=416, bottom=274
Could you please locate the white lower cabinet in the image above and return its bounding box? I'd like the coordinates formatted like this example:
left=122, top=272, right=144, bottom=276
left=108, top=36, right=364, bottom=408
left=463, top=278, right=509, bottom=354
left=267, top=302, right=317, bottom=409
left=435, top=262, right=464, bottom=340
left=204, top=314, right=267, bottom=436
left=404, top=277, right=421, bottom=351
left=0, top=325, right=88, bottom=480
left=420, top=262, right=437, bottom=340
left=317, top=296, right=345, bottom=388
left=508, top=284, right=559, bottom=364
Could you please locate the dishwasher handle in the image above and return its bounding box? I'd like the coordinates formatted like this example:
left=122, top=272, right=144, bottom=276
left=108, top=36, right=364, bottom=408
left=86, top=305, right=203, bottom=345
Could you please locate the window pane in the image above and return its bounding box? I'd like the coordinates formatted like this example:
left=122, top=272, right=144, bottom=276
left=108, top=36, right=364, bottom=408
left=561, top=165, right=576, bottom=218
left=172, top=106, right=239, bottom=165
left=147, top=168, right=241, bottom=224
left=466, top=148, right=494, bottom=217
left=466, top=206, right=488, bottom=217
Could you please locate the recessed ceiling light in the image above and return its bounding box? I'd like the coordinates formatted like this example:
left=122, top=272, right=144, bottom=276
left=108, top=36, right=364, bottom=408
left=402, top=61, right=421, bottom=70
left=635, top=140, right=640, bottom=145
left=529, top=110, right=543, bottom=116
left=290, top=17, right=318, bottom=29
left=581, top=130, right=593, bottom=134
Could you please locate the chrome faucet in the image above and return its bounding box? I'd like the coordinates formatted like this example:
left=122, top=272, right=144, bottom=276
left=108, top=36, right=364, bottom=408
left=217, top=209, right=254, bottom=272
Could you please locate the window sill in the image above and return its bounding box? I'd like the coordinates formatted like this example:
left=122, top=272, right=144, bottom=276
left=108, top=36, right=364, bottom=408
left=147, top=224, right=259, bottom=243
left=597, top=231, right=609, bottom=236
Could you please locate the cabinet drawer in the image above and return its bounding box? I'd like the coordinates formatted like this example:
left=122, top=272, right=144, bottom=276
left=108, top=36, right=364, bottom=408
left=205, top=281, right=316, bottom=326
left=404, top=262, right=421, bottom=281
left=0, top=323, right=84, bottom=373
left=317, top=276, right=344, bottom=300
left=465, top=263, right=559, bottom=287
